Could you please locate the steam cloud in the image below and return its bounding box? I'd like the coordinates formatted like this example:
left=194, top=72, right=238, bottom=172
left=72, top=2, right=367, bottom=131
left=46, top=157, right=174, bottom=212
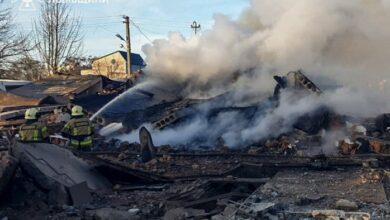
left=117, top=0, right=390, bottom=148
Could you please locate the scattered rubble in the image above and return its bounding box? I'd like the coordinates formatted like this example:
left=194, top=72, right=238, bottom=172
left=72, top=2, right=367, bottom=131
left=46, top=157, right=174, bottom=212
left=1, top=71, right=390, bottom=219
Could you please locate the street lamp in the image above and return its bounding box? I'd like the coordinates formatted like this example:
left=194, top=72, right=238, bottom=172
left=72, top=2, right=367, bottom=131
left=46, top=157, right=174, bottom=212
left=115, top=34, right=125, bottom=41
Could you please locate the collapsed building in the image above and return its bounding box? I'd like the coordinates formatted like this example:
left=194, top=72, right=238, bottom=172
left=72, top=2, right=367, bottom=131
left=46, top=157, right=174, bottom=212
left=0, top=71, right=390, bottom=219
left=94, top=70, right=341, bottom=149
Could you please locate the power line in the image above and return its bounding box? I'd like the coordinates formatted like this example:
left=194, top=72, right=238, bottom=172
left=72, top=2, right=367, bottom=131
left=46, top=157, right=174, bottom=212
left=134, top=22, right=188, bottom=28
left=138, top=27, right=166, bottom=36
left=83, top=21, right=122, bottom=26
left=81, top=15, right=191, bottom=25
left=129, top=16, right=193, bottom=24
left=130, top=20, right=153, bottom=44
left=87, top=25, right=116, bottom=34
left=82, top=15, right=120, bottom=19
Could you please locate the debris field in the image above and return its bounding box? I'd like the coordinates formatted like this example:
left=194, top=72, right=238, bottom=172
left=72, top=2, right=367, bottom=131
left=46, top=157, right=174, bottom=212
left=0, top=71, right=390, bottom=220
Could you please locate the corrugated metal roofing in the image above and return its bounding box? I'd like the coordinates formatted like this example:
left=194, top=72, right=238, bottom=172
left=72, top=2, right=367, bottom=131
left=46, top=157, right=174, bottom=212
left=9, top=75, right=102, bottom=101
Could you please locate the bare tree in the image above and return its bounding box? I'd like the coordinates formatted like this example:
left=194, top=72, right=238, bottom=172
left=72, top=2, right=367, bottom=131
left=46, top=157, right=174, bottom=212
left=8, top=55, right=45, bottom=80
left=0, top=5, right=30, bottom=71
left=34, top=1, right=83, bottom=75
left=60, top=56, right=94, bottom=75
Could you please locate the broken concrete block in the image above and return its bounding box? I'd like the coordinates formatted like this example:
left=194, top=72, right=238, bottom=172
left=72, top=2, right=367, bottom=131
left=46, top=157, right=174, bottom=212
left=312, top=210, right=346, bottom=219
left=335, top=199, right=358, bottom=211
left=47, top=184, right=70, bottom=206
left=92, top=208, right=140, bottom=220
left=163, top=208, right=206, bottom=220
left=296, top=195, right=325, bottom=206
left=11, top=142, right=110, bottom=205
left=128, top=208, right=140, bottom=215
left=250, top=202, right=275, bottom=214
left=312, top=210, right=370, bottom=220
left=68, top=182, right=93, bottom=206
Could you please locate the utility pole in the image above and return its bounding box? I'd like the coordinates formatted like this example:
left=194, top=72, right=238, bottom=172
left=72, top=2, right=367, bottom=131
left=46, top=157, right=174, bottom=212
left=191, top=21, right=201, bottom=35
left=123, top=15, right=132, bottom=78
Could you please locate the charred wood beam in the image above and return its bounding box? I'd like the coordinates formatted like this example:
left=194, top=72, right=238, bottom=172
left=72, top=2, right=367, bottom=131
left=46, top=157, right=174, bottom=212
left=80, top=154, right=171, bottom=183
left=0, top=105, right=65, bottom=120
left=113, top=184, right=167, bottom=192
left=207, top=177, right=270, bottom=184
left=78, top=153, right=390, bottom=186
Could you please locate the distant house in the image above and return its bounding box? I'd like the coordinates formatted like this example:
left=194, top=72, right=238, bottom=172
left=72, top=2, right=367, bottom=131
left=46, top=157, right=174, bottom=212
left=81, top=51, right=146, bottom=79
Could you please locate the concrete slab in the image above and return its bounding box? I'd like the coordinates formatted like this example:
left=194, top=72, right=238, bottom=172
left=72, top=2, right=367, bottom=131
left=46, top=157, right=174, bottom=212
left=68, top=182, right=93, bottom=206
left=11, top=142, right=110, bottom=191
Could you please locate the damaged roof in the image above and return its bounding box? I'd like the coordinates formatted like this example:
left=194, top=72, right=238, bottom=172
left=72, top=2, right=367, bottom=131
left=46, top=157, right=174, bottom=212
left=96, top=50, right=146, bottom=66
left=9, top=75, right=102, bottom=103
left=0, top=91, right=57, bottom=108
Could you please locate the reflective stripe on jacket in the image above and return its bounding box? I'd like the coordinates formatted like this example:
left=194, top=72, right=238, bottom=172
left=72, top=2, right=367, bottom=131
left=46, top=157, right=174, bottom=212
left=19, top=122, right=48, bottom=142
left=69, top=136, right=93, bottom=148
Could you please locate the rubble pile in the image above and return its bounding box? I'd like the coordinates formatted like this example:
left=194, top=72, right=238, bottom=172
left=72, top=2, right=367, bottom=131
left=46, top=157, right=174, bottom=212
left=1, top=71, right=390, bottom=219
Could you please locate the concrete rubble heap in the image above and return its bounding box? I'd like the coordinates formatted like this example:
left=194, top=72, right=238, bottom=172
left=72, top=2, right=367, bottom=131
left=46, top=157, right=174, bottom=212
left=0, top=71, right=390, bottom=219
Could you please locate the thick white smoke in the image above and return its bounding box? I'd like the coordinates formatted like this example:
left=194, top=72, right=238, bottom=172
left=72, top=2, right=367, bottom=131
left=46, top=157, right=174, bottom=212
left=116, top=0, right=390, bottom=147
left=143, top=0, right=390, bottom=94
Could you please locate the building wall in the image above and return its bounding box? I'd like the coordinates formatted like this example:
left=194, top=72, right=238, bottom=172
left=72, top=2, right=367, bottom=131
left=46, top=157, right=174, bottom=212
left=92, top=52, right=127, bottom=79
left=82, top=52, right=144, bottom=80
left=80, top=69, right=96, bottom=76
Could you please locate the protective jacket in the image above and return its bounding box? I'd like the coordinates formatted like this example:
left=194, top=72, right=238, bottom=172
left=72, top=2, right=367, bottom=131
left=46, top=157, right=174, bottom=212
left=62, top=117, right=94, bottom=149
left=19, top=121, right=48, bottom=142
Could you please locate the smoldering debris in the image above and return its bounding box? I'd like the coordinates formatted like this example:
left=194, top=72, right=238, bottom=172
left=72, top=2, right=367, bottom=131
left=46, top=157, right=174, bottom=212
left=2, top=0, right=390, bottom=219
left=2, top=71, right=389, bottom=219
left=103, top=70, right=329, bottom=149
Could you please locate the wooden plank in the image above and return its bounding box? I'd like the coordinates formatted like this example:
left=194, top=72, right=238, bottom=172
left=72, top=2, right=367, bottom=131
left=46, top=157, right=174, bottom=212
left=0, top=119, right=25, bottom=127
left=0, top=105, right=65, bottom=120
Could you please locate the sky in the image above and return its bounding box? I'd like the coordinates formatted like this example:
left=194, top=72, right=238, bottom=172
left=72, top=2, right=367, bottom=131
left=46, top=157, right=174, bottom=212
left=4, top=0, right=250, bottom=58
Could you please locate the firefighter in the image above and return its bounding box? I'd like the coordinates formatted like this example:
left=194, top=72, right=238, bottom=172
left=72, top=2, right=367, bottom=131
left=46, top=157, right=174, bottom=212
left=61, top=105, right=94, bottom=151
left=19, top=108, right=48, bottom=142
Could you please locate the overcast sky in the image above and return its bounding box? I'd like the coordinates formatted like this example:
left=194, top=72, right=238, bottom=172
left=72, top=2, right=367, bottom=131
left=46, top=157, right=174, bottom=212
left=5, top=0, right=249, bottom=57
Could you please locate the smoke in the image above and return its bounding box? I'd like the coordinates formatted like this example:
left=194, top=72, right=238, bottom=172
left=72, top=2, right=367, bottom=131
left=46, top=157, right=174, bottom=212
left=116, top=0, right=390, bottom=148
left=321, top=129, right=348, bottom=156
left=321, top=87, right=390, bottom=118
left=117, top=91, right=324, bottom=148
left=143, top=0, right=390, bottom=95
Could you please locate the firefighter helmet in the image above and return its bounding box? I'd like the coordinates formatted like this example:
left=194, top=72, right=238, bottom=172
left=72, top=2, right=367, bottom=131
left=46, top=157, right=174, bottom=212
left=25, top=108, right=38, bottom=120
left=71, top=105, right=84, bottom=116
